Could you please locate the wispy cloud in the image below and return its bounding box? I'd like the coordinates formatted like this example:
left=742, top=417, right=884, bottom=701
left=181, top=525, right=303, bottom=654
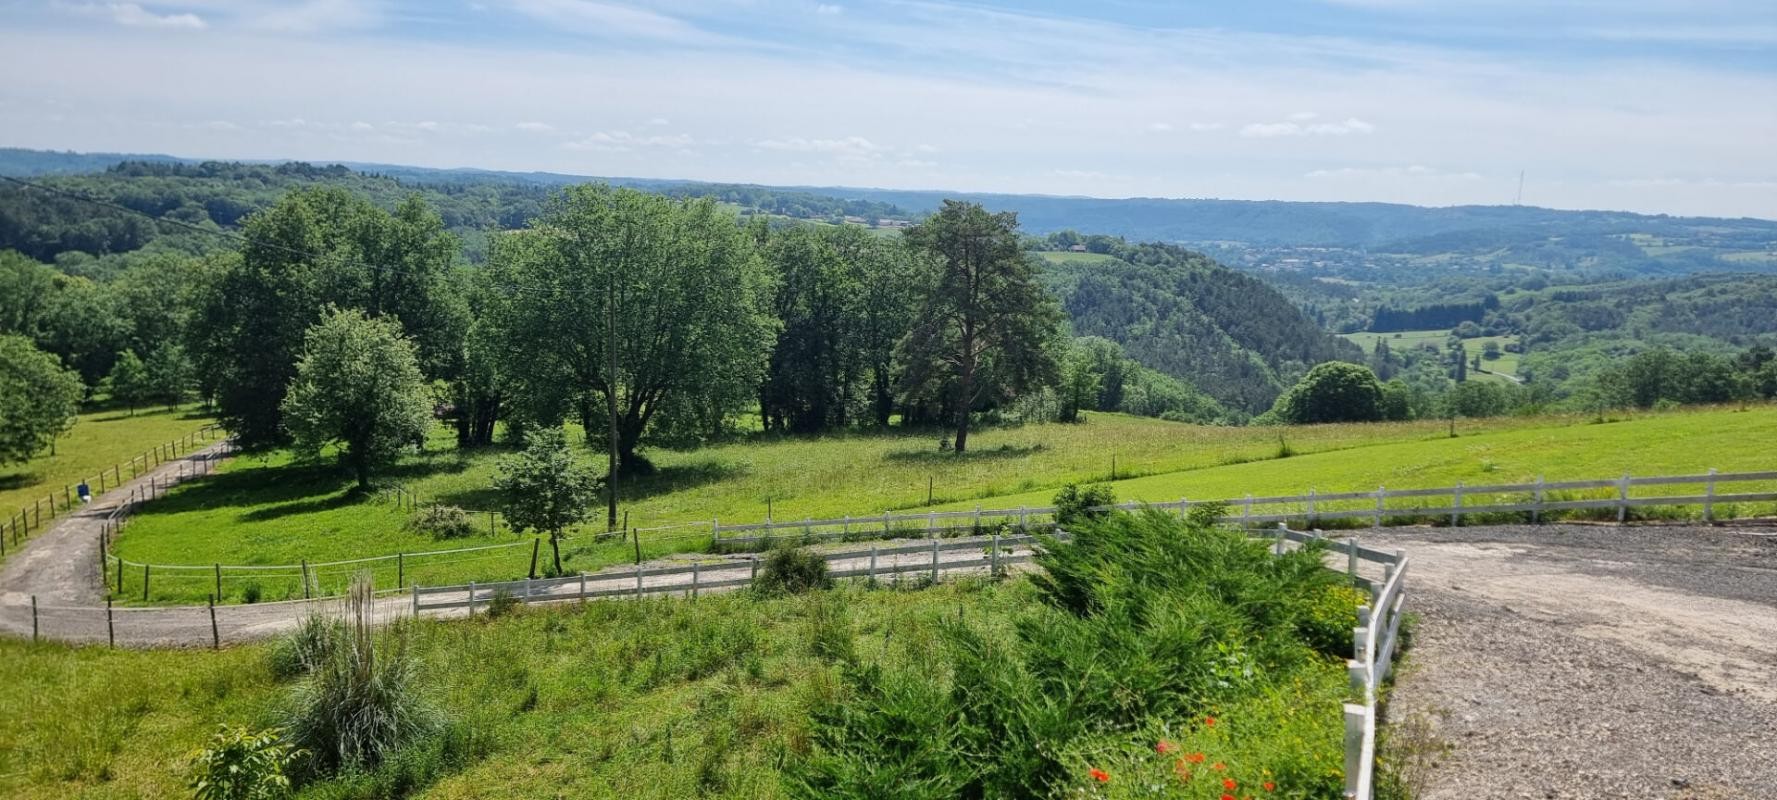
left=1241, top=117, right=1376, bottom=137
left=62, top=2, right=207, bottom=29
left=565, top=129, right=697, bottom=152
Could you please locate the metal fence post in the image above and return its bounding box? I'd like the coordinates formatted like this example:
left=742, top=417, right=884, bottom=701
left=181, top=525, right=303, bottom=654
left=31, top=595, right=38, bottom=642
left=106, top=597, right=115, bottom=647
left=1704, top=468, right=1717, bottom=523
left=209, top=595, right=219, bottom=650
left=1618, top=472, right=1630, bottom=523
left=468, top=581, right=477, bottom=616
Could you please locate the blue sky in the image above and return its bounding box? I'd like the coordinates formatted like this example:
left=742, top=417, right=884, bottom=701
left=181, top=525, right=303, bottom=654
left=2, top=0, right=1774, bottom=217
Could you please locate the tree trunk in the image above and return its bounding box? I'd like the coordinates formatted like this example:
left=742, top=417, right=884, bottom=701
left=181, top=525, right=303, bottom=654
left=550, top=531, right=563, bottom=576
left=351, top=446, right=370, bottom=491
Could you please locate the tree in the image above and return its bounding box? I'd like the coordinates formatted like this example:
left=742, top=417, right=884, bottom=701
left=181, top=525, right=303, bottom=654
left=494, top=427, right=598, bottom=576
left=193, top=188, right=461, bottom=449
left=1266, top=362, right=1385, bottom=424
left=760, top=226, right=861, bottom=433
left=1056, top=343, right=1101, bottom=423
left=280, top=308, right=432, bottom=490
left=896, top=200, right=1061, bottom=452
left=0, top=334, right=83, bottom=465
left=102, top=349, right=151, bottom=414
left=144, top=342, right=195, bottom=409
left=485, top=185, right=775, bottom=477
left=1481, top=341, right=1502, bottom=361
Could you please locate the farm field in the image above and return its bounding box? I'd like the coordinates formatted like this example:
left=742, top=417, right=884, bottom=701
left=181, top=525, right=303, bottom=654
left=0, top=403, right=215, bottom=562
left=1340, top=329, right=1521, bottom=378
left=941, top=403, right=1777, bottom=513
left=104, top=404, right=1773, bottom=604
left=1033, top=250, right=1124, bottom=266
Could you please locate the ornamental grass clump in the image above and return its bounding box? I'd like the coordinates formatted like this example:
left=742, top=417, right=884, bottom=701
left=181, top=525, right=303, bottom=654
left=282, top=572, right=438, bottom=778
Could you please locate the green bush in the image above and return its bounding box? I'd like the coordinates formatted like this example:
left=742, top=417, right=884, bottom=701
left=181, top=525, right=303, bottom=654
left=187, top=724, right=304, bottom=800
left=409, top=504, right=476, bottom=540
left=484, top=589, right=521, bottom=619
left=241, top=581, right=263, bottom=605
left=1052, top=483, right=1115, bottom=526
left=753, top=547, right=831, bottom=596
left=1297, top=583, right=1369, bottom=658
left=791, top=509, right=1347, bottom=799
left=282, top=576, right=438, bottom=777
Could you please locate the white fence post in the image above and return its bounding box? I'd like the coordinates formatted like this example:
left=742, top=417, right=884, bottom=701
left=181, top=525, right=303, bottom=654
left=1451, top=481, right=1463, bottom=528
left=1307, top=488, right=1317, bottom=522
left=712, top=516, right=720, bottom=541
left=1342, top=704, right=1367, bottom=799
left=974, top=505, right=982, bottom=532
left=1704, top=468, right=1717, bottom=523
left=411, top=584, right=419, bottom=616
left=634, top=564, right=643, bottom=599
left=1618, top=472, right=1631, bottom=523
left=692, top=562, right=700, bottom=599
left=927, top=510, right=936, bottom=535
left=1243, top=494, right=1253, bottom=528
left=991, top=530, right=1001, bottom=575
left=750, top=555, right=760, bottom=584
left=930, top=539, right=940, bottom=583
left=578, top=571, right=587, bottom=601
left=1374, top=486, right=1386, bottom=529
left=467, top=581, right=476, bottom=616
left=843, top=515, right=850, bottom=537
left=868, top=545, right=877, bottom=581
left=1346, top=538, right=1358, bottom=579
left=882, top=512, right=891, bottom=536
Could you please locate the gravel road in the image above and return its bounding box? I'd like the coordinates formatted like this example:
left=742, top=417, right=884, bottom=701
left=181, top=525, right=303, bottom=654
left=1364, top=524, right=1777, bottom=800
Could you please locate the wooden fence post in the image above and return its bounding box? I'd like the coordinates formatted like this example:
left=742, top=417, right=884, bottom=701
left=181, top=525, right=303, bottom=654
left=579, top=571, right=587, bottom=602
left=691, top=562, right=700, bottom=599
left=868, top=545, right=877, bottom=581
left=116, top=556, right=124, bottom=593
left=209, top=595, right=219, bottom=650
left=490, top=510, right=496, bottom=536
left=1534, top=475, right=1545, bottom=524
left=990, top=530, right=1000, bottom=575
left=143, top=564, right=150, bottom=602
left=214, top=563, right=222, bottom=600
left=1618, top=473, right=1631, bottom=523
left=300, top=560, right=310, bottom=599
left=106, top=597, right=115, bottom=648
left=634, top=565, right=643, bottom=599
left=751, top=555, right=760, bottom=585
left=31, top=595, right=38, bottom=641
left=528, top=538, right=539, bottom=580
left=1704, top=468, right=1717, bottom=523
left=398, top=553, right=405, bottom=589
left=1451, top=481, right=1463, bottom=528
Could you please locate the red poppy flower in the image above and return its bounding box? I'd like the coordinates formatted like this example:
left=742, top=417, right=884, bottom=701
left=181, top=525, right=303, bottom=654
left=1185, top=752, right=1206, bottom=764
left=1263, top=782, right=1276, bottom=791
left=1223, top=777, right=1238, bottom=790
left=1156, top=739, right=1179, bottom=754
left=1205, top=716, right=1217, bottom=727
left=1221, top=795, right=1235, bottom=800
left=1089, top=768, right=1110, bottom=783
left=1212, top=762, right=1226, bottom=771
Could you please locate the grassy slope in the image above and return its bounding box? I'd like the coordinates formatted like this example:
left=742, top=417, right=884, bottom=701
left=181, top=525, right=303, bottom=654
left=939, top=404, right=1777, bottom=512
left=0, top=579, right=1043, bottom=800
left=110, top=414, right=1564, bottom=602
left=0, top=404, right=215, bottom=548
left=1339, top=329, right=1520, bottom=378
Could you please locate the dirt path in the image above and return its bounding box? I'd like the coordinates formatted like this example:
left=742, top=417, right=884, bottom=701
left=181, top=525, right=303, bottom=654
left=0, top=440, right=232, bottom=607
left=1365, top=524, right=1777, bottom=800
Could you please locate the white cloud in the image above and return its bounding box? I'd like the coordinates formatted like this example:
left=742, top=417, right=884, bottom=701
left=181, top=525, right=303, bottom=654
left=815, top=3, right=843, bottom=15
left=1306, top=164, right=1483, bottom=180
left=1146, top=122, right=1174, bottom=132
left=565, top=129, right=697, bottom=152
left=63, top=2, right=207, bottom=29
left=1241, top=117, right=1376, bottom=137
left=754, top=136, right=884, bottom=158
left=507, top=0, right=716, bottom=43
left=515, top=121, right=555, bottom=132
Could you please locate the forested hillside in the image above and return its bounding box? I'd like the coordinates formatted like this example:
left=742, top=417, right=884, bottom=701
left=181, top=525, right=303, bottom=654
left=1036, top=243, right=1361, bottom=414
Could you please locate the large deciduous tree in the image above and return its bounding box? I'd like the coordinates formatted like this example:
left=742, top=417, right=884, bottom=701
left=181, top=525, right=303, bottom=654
left=102, top=349, right=151, bottom=414
left=494, top=427, right=598, bottom=576
left=0, top=334, right=83, bottom=465
left=193, top=188, right=462, bottom=449
left=279, top=308, right=432, bottom=490
left=485, top=184, right=775, bottom=475
left=896, top=200, right=1060, bottom=452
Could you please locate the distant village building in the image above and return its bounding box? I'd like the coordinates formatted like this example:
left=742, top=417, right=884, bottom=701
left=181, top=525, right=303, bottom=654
left=1068, top=244, right=1088, bottom=252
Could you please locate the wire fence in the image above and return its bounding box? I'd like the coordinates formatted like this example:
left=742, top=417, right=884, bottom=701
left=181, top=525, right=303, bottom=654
left=1, top=423, right=223, bottom=560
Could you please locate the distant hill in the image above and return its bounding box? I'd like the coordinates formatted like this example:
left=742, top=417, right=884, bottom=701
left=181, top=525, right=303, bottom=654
left=1035, top=245, right=1362, bottom=414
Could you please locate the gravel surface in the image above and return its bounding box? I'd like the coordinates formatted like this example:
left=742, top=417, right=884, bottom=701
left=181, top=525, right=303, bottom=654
left=1364, top=524, right=1777, bottom=800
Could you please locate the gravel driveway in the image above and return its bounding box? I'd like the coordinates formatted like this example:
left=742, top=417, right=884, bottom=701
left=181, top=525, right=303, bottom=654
left=1365, top=524, right=1777, bottom=800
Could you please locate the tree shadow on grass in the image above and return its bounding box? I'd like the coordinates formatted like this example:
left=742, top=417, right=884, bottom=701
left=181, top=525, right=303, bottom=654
left=133, top=450, right=479, bottom=521
left=880, top=443, right=1047, bottom=464
left=431, top=460, right=749, bottom=511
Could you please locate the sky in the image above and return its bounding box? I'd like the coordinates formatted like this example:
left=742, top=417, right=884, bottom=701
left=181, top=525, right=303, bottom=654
left=2, top=0, right=1775, bottom=218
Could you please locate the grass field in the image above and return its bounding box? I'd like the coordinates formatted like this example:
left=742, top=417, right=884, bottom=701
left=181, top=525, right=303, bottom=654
left=1, top=404, right=215, bottom=560
left=110, top=413, right=1575, bottom=603
left=1034, top=250, right=1123, bottom=266
left=1339, top=329, right=1521, bottom=379
left=3, top=517, right=1359, bottom=800
left=103, top=404, right=1777, bottom=604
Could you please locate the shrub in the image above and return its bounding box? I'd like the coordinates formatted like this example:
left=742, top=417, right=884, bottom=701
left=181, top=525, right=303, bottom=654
left=187, top=724, right=304, bottom=800
left=241, top=581, right=263, bottom=605
left=1297, top=584, right=1369, bottom=658
left=283, top=574, right=438, bottom=777
left=754, top=547, right=831, bottom=595
left=409, top=504, right=476, bottom=540
left=1052, top=483, right=1115, bottom=526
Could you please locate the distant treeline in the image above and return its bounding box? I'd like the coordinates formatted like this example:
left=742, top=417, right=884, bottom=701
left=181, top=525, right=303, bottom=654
left=1367, top=297, right=1497, bottom=332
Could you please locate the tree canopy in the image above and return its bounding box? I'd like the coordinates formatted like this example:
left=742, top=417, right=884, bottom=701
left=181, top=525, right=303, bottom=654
left=0, top=334, right=83, bottom=465
left=279, top=308, right=432, bottom=490
left=1263, top=361, right=1385, bottom=425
